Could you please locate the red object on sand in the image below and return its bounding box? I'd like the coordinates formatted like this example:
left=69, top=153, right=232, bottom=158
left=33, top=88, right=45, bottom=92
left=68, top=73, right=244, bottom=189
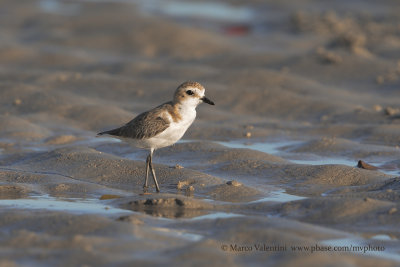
left=224, top=25, right=251, bottom=36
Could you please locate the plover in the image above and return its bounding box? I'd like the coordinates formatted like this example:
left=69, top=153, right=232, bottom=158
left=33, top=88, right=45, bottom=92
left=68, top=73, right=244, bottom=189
left=98, top=81, right=214, bottom=193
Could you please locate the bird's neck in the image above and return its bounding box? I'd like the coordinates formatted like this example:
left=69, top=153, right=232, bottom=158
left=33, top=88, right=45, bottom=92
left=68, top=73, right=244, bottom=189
left=175, top=101, right=197, bottom=121
left=175, top=100, right=197, bottom=111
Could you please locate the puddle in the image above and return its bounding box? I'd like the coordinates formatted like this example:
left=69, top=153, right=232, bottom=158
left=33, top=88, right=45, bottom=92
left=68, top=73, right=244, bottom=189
left=39, top=0, right=81, bottom=16
left=88, top=136, right=122, bottom=145
left=219, top=140, right=399, bottom=176
left=188, top=212, right=243, bottom=221
left=289, top=157, right=356, bottom=167
left=249, top=190, right=306, bottom=203
left=127, top=201, right=244, bottom=220
left=128, top=205, right=209, bottom=219
left=218, top=140, right=299, bottom=155
left=0, top=194, right=132, bottom=215
left=219, top=139, right=358, bottom=168
left=152, top=227, right=203, bottom=242
left=371, top=235, right=397, bottom=241
left=322, top=237, right=400, bottom=262
left=136, top=0, right=254, bottom=23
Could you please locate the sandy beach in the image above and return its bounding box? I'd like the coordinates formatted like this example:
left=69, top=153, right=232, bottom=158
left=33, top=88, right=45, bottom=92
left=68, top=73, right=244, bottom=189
left=1, top=0, right=400, bottom=266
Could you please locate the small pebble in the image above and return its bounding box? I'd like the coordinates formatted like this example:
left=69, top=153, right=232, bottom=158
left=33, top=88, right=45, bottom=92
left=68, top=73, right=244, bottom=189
left=357, top=160, right=378, bottom=170
left=13, top=98, right=22, bottom=106
left=177, top=181, right=189, bottom=190
left=226, top=180, right=242, bottom=187
left=385, top=107, right=399, bottom=116
left=186, top=186, right=194, bottom=192
left=58, top=74, right=68, bottom=82
left=388, top=207, right=397, bottom=215
left=245, top=132, right=252, bottom=138
left=373, top=105, right=382, bottom=112
left=173, top=164, right=184, bottom=169
left=185, top=186, right=195, bottom=196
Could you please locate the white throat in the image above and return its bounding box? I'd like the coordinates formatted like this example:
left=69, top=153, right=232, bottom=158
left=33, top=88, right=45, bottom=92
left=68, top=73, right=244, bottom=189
left=177, top=101, right=197, bottom=123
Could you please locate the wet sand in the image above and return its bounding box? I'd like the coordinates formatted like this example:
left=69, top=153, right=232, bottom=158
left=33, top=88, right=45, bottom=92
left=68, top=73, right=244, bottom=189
left=1, top=0, right=400, bottom=266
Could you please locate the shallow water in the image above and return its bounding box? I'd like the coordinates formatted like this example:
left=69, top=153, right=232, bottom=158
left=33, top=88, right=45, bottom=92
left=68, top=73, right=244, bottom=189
left=249, top=190, right=306, bottom=203
left=152, top=227, right=204, bottom=242
left=219, top=140, right=400, bottom=176
left=218, top=140, right=300, bottom=155
left=0, top=194, right=132, bottom=215
left=0, top=193, right=247, bottom=222
left=39, top=0, right=81, bottom=16
left=322, top=237, right=400, bottom=262
left=40, top=0, right=255, bottom=24
left=138, top=0, right=254, bottom=23
left=188, top=212, right=243, bottom=221
left=371, top=234, right=396, bottom=241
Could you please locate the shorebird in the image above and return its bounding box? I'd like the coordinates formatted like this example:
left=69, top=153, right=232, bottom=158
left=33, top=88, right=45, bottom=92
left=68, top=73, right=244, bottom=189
left=98, top=81, right=214, bottom=193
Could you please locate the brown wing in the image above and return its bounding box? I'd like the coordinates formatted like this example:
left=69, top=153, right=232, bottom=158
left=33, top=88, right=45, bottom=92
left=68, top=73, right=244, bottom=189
left=98, top=103, right=171, bottom=139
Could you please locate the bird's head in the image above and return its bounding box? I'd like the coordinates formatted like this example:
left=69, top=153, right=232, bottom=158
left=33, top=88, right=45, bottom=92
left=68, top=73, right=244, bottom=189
left=173, top=81, right=215, bottom=107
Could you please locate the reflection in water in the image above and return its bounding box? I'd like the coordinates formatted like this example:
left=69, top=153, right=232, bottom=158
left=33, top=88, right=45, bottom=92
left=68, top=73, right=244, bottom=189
left=152, top=227, right=203, bottom=242
left=187, top=212, right=243, bottom=221
left=0, top=194, right=131, bottom=215
left=128, top=205, right=208, bottom=219
left=249, top=190, right=306, bottom=203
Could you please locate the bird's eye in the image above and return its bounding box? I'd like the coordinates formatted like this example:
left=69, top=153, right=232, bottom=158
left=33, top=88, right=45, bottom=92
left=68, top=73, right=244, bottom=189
left=186, top=90, right=194, bottom=95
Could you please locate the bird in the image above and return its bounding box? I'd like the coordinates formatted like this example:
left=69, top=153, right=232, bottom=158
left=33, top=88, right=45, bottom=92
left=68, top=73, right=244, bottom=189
left=98, top=81, right=215, bottom=193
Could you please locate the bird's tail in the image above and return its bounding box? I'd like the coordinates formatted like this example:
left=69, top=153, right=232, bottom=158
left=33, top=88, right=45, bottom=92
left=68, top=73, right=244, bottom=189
left=97, top=128, right=121, bottom=136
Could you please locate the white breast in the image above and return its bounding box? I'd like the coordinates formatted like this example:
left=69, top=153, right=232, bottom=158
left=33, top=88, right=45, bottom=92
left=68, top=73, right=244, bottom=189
left=141, top=105, right=196, bottom=149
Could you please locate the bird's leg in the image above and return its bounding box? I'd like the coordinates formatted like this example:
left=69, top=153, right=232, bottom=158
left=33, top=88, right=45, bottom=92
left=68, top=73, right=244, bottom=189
left=143, top=154, right=150, bottom=192
left=148, top=149, right=160, bottom=193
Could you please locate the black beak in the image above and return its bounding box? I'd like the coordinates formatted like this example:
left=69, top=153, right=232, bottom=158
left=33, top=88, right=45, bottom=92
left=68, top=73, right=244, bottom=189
left=201, top=96, right=215, bottom=105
